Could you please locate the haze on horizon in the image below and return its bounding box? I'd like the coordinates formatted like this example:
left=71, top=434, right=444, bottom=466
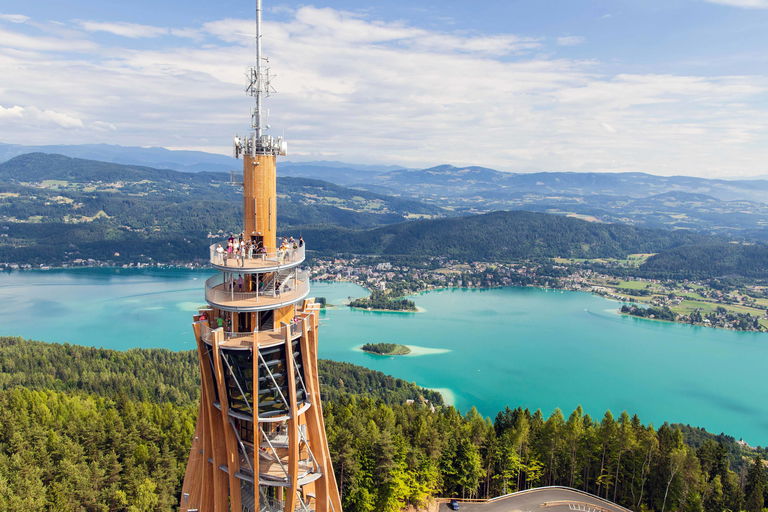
left=0, top=0, right=766, bottom=178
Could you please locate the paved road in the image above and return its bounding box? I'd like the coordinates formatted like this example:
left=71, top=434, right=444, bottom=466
left=438, top=487, right=632, bottom=512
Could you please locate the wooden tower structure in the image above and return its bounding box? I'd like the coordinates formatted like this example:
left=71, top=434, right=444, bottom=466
left=180, top=2, right=343, bottom=510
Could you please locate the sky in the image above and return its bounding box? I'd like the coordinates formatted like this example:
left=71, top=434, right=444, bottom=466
left=0, top=0, right=767, bottom=177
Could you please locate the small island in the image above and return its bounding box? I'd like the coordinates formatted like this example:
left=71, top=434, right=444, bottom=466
left=349, top=290, right=417, bottom=312
left=361, top=342, right=411, bottom=356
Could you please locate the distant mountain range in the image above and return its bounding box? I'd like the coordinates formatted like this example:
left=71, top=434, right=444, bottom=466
left=1, top=152, right=766, bottom=278
left=336, top=164, right=768, bottom=203
left=278, top=163, right=768, bottom=239
left=3, top=143, right=768, bottom=241
left=0, top=142, right=407, bottom=177
left=0, top=142, right=239, bottom=174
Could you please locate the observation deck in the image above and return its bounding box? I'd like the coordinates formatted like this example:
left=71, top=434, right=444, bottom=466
left=199, top=316, right=305, bottom=349
left=204, top=271, right=310, bottom=312
left=209, top=241, right=304, bottom=273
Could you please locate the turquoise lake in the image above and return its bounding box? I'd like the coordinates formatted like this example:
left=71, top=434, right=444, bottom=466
left=1, top=268, right=766, bottom=445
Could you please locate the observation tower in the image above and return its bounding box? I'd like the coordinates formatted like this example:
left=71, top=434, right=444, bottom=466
left=180, top=2, right=343, bottom=511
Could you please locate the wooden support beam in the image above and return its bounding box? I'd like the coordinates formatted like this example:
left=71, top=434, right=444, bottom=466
left=307, top=309, right=343, bottom=512
left=300, top=312, right=330, bottom=510
left=284, top=325, right=300, bottom=511
left=252, top=332, right=260, bottom=511
left=212, top=329, right=243, bottom=511
left=180, top=322, right=229, bottom=511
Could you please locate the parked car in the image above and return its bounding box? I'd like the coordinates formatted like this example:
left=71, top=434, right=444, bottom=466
left=449, top=499, right=460, bottom=510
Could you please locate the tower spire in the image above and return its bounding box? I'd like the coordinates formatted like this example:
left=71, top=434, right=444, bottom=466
left=251, top=0, right=265, bottom=138
left=235, top=0, right=287, bottom=158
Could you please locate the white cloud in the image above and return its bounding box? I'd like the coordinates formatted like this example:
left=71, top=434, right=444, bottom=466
left=0, top=14, right=30, bottom=24
left=78, top=21, right=168, bottom=38
left=0, top=105, right=25, bottom=119
left=557, top=36, right=585, bottom=46
left=0, top=104, right=84, bottom=128
left=0, top=27, right=94, bottom=51
left=0, top=7, right=765, bottom=178
left=703, top=0, right=768, bottom=8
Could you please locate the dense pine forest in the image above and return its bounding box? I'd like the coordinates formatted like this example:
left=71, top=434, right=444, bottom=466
left=0, top=336, right=765, bottom=512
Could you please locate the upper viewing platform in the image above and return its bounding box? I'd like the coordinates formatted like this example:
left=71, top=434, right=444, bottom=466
left=209, top=237, right=305, bottom=272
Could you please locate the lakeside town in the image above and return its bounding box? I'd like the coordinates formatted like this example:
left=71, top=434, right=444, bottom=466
left=307, top=256, right=768, bottom=332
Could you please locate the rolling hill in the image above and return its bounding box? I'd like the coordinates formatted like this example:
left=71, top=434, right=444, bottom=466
left=300, top=210, right=712, bottom=260
left=300, top=211, right=768, bottom=278
left=6, top=145, right=768, bottom=239
left=3, top=152, right=767, bottom=279
left=0, top=153, right=443, bottom=264
left=293, top=164, right=768, bottom=239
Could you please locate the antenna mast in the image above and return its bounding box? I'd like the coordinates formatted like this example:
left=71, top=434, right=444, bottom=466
left=253, top=0, right=264, bottom=139
left=234, top=0, right=287, bottom=158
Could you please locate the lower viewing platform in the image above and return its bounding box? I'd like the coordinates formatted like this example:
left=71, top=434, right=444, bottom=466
left=205, top=270, right=309, bottom=312
left=199, top=317, right=306, bottom=349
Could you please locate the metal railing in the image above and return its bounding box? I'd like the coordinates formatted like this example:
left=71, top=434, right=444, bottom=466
left=210, top=240, right=305, bottom=270
left=204, top=270, right=309, bottom=308
left=199, top=317, right=306, bottom=345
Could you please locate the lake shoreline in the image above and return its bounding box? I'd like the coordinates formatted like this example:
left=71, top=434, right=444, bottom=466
left=5, top=268, right=765, bottom=333
left=3, top=272, right=767, bottom=445
left=349, top=306, right=423, bottom=313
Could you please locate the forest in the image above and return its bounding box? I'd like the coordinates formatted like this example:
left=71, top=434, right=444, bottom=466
left=300, top=210, right=711, bottom=261
left=0, top=336, right=766, bottom=512
left=639, top=244, right=768, bottom=280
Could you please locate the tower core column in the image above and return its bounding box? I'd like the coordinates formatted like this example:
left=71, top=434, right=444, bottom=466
left=243, top=154, right=277, bottom=251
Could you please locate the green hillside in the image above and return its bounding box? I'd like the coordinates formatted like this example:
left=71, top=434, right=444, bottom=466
left=0, top=153, right=443, bottom=264
left=302, top=210, right=710, bottom=260
left=639, top=242, right=768, bottom=279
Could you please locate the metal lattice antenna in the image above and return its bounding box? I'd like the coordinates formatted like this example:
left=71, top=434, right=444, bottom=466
left=234, top=0, right=287, bottom=158
left=247, top=0, right=272, bottom=137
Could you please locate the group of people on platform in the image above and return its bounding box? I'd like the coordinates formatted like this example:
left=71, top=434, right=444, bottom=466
left=213, top=233, right=304, bottom=266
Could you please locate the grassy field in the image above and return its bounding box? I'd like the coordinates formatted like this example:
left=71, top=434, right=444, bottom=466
left=617, top=280, right=655, bottom=290
left=555, top=253, right=655, bottom=268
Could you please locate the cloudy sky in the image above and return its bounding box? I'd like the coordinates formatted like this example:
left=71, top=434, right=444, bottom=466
left=0, top=0, right=766, bottom=177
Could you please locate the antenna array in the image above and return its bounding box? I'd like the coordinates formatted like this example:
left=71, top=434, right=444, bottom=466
left=234, top=0, right=287, bottom=158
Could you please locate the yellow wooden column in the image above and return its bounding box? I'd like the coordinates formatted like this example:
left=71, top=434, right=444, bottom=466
left=243, top=154, right=277, bottom=251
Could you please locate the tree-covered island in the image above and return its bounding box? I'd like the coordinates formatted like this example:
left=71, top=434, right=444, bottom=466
left=348, top=289, right=417, bottom=312
left=361, top=342, right=411, bottom=355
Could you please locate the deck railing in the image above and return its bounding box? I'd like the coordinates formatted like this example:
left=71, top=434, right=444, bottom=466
left=199, top=317, right=307, bottom=345
left=204, top=270, right=309, bottom=307
left=209, top=240, right=305, bottom=270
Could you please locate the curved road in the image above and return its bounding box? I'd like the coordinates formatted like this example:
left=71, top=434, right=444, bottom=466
left=438, top=487, right=633, bottom=512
